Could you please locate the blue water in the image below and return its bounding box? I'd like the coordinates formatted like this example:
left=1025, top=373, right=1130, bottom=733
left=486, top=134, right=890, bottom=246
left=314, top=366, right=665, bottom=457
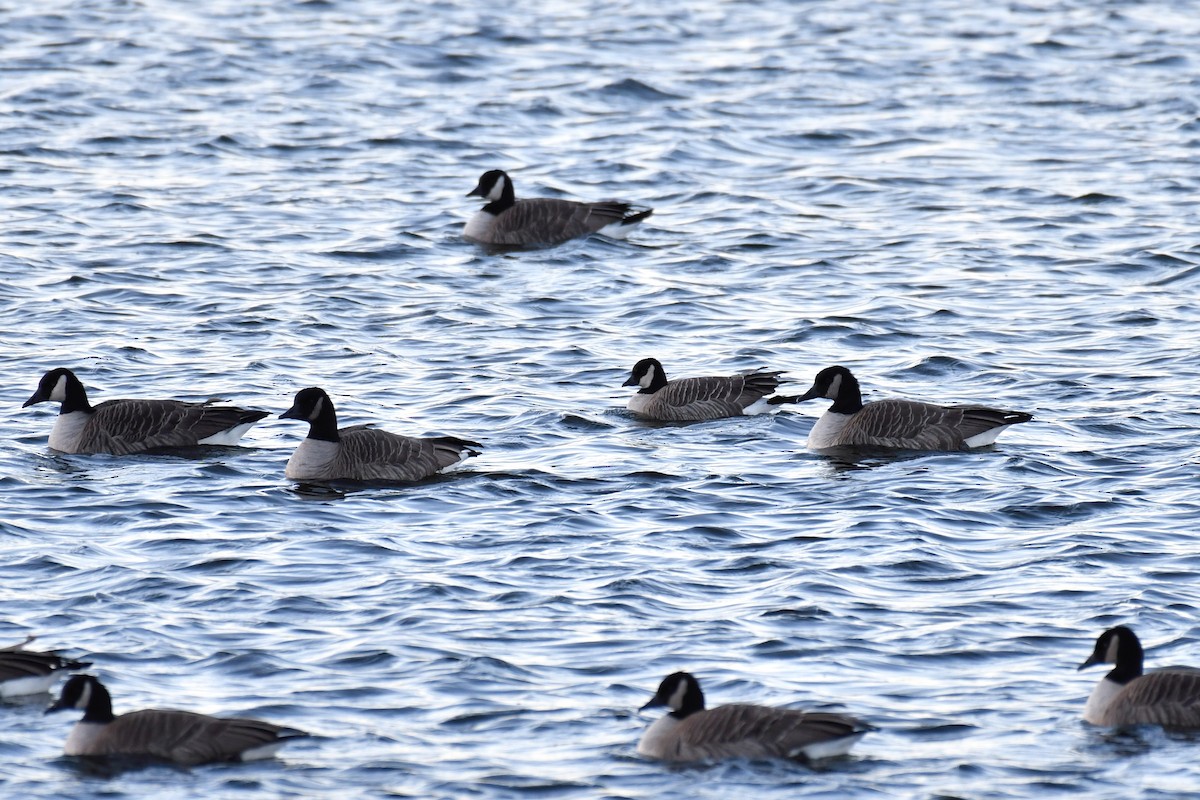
left=3, top=0, right=1200, bottom=797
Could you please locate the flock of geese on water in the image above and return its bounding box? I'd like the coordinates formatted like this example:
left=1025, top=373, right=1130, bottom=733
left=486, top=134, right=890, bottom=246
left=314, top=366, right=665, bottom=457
left=3, top=628, right=1197, bottom=765
left=8, top=170, right=1197, bottom=767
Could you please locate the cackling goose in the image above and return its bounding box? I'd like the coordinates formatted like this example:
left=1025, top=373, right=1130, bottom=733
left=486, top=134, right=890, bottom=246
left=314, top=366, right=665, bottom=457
left=46, top=675, right=307, bottom=764
left=0, top=637, right=90, bottom=698
left=464, top=169, right=652, bottom=246
left=23, top=367, right=268, bottom=455
left=785, top=365, right=1032, bottom=450
left=279, top=387, right=482, bottom=483
left=637, top=671, right=873, bottom=762
left=622, top=357, right=798, bottom=421
left=1078, top=625, right=1200, bottom=728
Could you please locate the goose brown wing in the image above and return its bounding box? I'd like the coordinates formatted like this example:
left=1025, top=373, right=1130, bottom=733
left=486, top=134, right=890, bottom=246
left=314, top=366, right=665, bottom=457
left=0, top=651, right=88, bottom=682
left=837, top=399, right=966, bottom=450
left=336, top=428, right=477, bottom=482
left=673, top=705, right=864, bottom=760
left=650, top=373, right=782, bottom=421
left=488, top=199, right=623, bottom=245
left=82, top=400, right=266, bottom=454
left=1106, top=670, right=1200, bottom=728
left=952, top=406, right=1033, bottom=440
left=103, top=710, right=298, bottom=765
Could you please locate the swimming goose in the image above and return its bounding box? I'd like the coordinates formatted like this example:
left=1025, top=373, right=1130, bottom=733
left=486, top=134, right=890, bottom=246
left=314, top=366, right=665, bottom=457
left=784, top=365, right=1032, bottom=450
left=464, top=169, right=652, bottom=246
left=637, top=671, right=873, bottom=762
left=1078, top=626, right=1200, bottom=728
left=622, top=357, right=797, bottom=421
left=23, top=367, right=269, bottom=455
left=46, top=675, right=307, bottom=764
left=279, top=387, right=482, bottom=483
left=0, top=637, right=90, bottom=698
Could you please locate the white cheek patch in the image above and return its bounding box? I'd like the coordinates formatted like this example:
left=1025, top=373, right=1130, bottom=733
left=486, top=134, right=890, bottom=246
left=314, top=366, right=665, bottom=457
left=488, top=176, right=507, bottom=201
left=1105, top=636, right=1120, bottom=664
left=666, top=678, right=689, bottom=711
left=826, top=373, right=842, bottom=399
left=639, top=366, right=656, bottom=389
left=310, top=397, right=325, bottom=422
left=76, top=680, right=92, bottom=710
left=50, top=374, right=69, bottom=403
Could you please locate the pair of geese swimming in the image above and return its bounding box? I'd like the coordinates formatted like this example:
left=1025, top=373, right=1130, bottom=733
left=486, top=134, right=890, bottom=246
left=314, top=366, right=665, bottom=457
left=22, top=360, right=1032, bottom=484
left=3, top=626, right=1196, bottom=765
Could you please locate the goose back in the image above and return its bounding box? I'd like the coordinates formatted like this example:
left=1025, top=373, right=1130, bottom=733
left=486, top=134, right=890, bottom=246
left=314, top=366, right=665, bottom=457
left=77, top=399, right=268, bottom=455
left=643, top=704, right=869, bottom=761
left=68, top=708, right=304, bottom=764
left=1096, top=670, right=1200, bottom=728
left=814, top=399, right=1030, bottom=450
left=0, top=648, right=90, bottom=698
left=470, top=198, right=644, bottom=246
left=323, top=428, right=479, bottom=482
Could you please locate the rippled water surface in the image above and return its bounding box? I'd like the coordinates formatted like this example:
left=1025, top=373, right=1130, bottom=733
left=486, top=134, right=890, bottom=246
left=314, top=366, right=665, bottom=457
left=3, top=0, right=1200, bottom=797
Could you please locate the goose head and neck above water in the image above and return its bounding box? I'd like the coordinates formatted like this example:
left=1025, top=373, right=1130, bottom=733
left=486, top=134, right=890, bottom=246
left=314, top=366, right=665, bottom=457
left=279, top=386, right=341, bottom=442
left=279, top=387, right=482, bottom=483
left=621, top=357, right=797, bottom=421
left=23, top=367, right=268, bottom=454
left=787, top=365, right=1033, bottom=451
left=45, top=674, right=308, bottom=764
left=637, top=671, right=873, bottom=762
left=1077, top=625, right=1200, bottom=728
left=464, top=169, right=652, bottom=247
left=23, top=367, right=92, bottom=414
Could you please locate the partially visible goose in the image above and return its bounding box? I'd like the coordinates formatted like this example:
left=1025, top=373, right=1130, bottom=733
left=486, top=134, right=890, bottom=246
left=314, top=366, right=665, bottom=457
left=637, top=671, right=873, bottom=762
left=1078, top=626, right=1200, bottom=728
left=464, top=169, right=652, bottom=246
left=622, top=358, right=797, bottom=421
left=23, top=367, right=269, bottom=455
left=279, top=387, right=482, bottom=483
left=0, top=637, right=90, bottom=698
left=785, top=365, right=1032, bottom=450
left=46, top=675, right=307, bottom=764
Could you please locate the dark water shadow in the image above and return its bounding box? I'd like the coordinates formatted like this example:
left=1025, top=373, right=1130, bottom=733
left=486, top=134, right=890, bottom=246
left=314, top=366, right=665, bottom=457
left=809, top=445, right=959, bottom=476
left=286, top=470, right=481, bottom=500
left=51, top=754, right=192, bottom=778
left=1080, top=723, right=1200, bottom=758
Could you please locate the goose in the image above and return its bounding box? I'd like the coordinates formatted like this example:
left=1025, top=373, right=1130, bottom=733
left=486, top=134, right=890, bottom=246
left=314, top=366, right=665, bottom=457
left=279, top=387, right=482, bottom=483
left=464, top=169, right=652, bottom=246
left=622, top=357, right=798, bottom=421
left=637, top=671, right=873, bottom=762
left=0, top=637, right=90, bottom=698
left=784, top=365, right=1032, bottom=450
left=1077, top=626, right=1200, bottom=728
left=45, top=675, right=307, bottom=764
left=23, top=368, right=269, bottom=455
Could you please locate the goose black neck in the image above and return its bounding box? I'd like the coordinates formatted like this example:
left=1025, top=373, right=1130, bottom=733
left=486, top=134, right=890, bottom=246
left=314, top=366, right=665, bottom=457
left=59, top=374, right=95, bottom=415
left=640, top=364, right=669, bottom=394
left=670, top=680, right=706, bottom=720
left=82, top=680, right=116, bottom=724
left=483, top=177, right=516, bottom=215
left=1107, top=634, right=1145, bottom=685
left=829, top=371, right=863, bottom=414
left=306, top=399, right=341, bottom=443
